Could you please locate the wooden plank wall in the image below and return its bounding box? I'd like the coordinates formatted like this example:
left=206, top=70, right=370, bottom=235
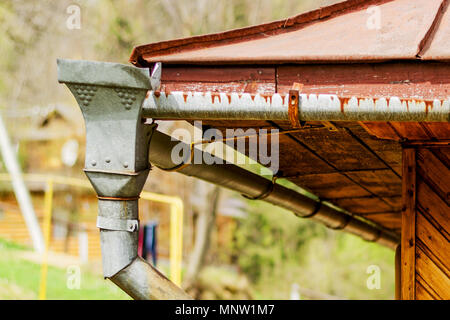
left=401, top=146, right=450, bottom=300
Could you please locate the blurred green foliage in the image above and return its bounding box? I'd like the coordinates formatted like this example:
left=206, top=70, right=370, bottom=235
left=232, top=200, right=395, bottom=299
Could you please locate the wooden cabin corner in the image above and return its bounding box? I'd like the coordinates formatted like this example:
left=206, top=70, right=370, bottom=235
left=400, top=144, right=449, bottom=300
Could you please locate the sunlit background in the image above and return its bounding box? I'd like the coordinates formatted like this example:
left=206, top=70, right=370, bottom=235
left=0, top=0, right=394, bottom=300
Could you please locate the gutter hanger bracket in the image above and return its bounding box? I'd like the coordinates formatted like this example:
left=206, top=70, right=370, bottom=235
left=150, top=62, right=162, bottom=92
left=288, top=82, right=304, bottom=128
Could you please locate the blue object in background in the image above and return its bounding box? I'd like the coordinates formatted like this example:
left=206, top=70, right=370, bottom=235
left=142, top=221, right=158, bottom=266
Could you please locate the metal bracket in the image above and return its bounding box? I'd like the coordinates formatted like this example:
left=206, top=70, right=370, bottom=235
left=288, top=89, right=300, bottom=128
left=97, top=216, right=139, bottom=232
left=150, top=62, right=162, bottom=91
left=288, top=83, right=305, bottom=129
left=322, top=121, right=339, bottom=132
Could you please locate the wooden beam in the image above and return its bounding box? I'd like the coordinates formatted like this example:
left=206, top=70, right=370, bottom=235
left=395, top=244, right=401, bottom=300
left=277, top=63, right=450, bottom=100
left=401, top=148, right=416, bottom=300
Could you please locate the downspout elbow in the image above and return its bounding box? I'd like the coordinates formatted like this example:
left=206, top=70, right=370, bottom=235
left=110, top=257, right=192, bottom=300
left=98, top=199, right=192, bottom=300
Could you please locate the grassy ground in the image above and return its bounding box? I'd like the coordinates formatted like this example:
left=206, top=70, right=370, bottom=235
left=0, top=238, right=130, bottom=300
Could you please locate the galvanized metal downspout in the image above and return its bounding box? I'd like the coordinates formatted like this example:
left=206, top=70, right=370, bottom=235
left=57, top=59, right=191, bottom=300
left=147, top=130, right=399, bottom=249
left=98, top=199, right=190, bottom=300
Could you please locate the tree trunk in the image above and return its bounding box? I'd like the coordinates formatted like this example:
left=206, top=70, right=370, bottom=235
left=184, top=182, right=221, bottom=288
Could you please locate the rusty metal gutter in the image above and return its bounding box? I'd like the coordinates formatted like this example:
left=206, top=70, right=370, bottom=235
left=143, top=91, right=450, bottom=123
left=148, top=129, right=400, bottom=249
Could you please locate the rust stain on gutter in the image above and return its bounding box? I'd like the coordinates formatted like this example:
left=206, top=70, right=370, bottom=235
left=336, top=96, right=448, bottom=120
left=143, top=90, right=450, bottom=122
left=154, top=90, right=288, bottom=105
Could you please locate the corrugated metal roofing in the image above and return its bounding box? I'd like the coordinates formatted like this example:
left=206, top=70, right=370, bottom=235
left=130, top=0, right=450, bottom=65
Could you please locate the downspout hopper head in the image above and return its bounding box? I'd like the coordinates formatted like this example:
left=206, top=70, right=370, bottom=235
left=57, top=59, right=154, bottom=196
left=57, top=59, right=154, bottom=278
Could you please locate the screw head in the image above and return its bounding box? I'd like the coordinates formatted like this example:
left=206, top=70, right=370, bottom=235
left=123, top=162, right=129, bottom=168
left=105, top=158, right=111, bottom=163
left=91, top=160, right=97, bottom=166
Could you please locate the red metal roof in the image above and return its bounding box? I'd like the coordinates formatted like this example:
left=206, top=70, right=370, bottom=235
left=130, top=0, right=450, bottom=66
left=422, top=0, right=450, bottom=60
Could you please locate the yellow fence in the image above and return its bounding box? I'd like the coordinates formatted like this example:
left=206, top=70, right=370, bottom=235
left=0, top=173, right=184, bottom=298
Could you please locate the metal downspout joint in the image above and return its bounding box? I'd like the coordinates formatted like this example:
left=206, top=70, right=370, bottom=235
left=57, top=59, right=191, bottom=299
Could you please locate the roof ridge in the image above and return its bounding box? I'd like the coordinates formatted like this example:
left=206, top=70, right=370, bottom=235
left=417, top=0, right=449, bottom=58
left=129, top=0, right=394, bottom=67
